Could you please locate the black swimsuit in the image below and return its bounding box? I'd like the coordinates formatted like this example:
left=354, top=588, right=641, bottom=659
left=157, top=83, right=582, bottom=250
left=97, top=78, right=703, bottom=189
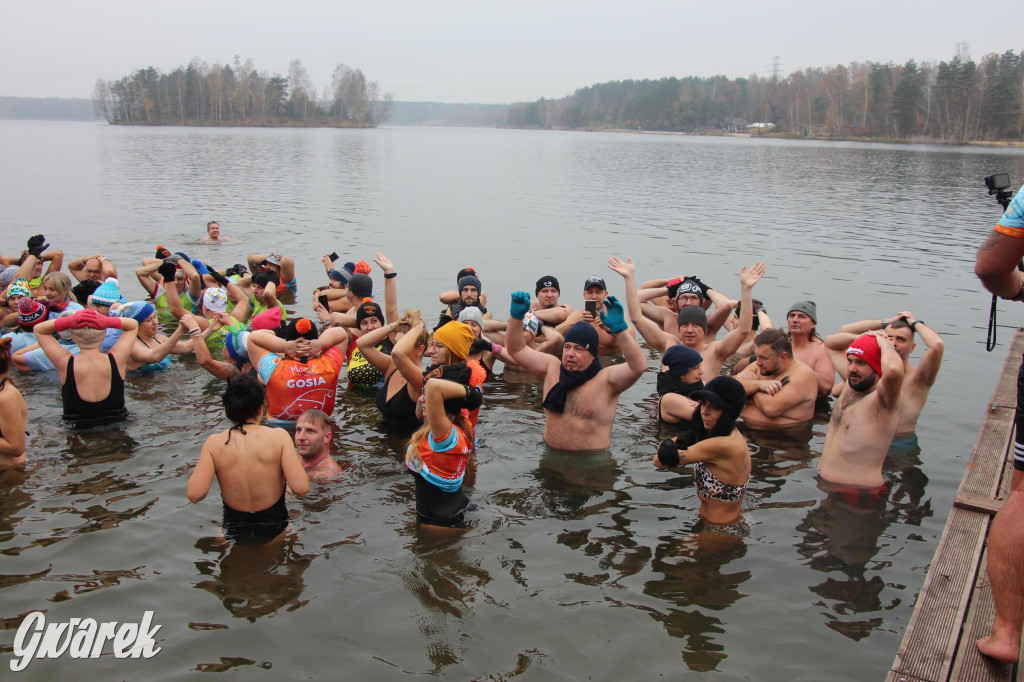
left=375, top=372, right=419, bottom=424
left=222, top=490, right=288, bottom=545
left=61, top=355, right=127, bottom=427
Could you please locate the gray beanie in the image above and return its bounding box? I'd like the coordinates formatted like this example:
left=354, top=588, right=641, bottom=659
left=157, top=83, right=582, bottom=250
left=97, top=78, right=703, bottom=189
left=677, top=305, right=708, bottom=332
left=348, top=273, right=373, bottom=299
left=788, top=300, right=817, bottom=324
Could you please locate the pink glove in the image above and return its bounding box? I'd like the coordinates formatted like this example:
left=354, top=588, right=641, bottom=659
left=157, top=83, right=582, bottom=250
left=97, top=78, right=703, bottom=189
left=52, top=314, right=76, bottom=333
left=72, top=309, right=103, bottom=329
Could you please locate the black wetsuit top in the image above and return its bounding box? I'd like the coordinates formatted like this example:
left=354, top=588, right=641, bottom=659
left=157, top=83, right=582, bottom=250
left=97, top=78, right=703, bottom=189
left=375, top=372, right=419, bottom=424
left=61, top=355, right=127, bottom=427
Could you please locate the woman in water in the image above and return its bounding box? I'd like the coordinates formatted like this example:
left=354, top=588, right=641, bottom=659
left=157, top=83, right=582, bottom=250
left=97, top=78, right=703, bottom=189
left=0, top=338, right=27, bottom=469
left=655, top=344, right=705, bottom=425
left=187, top=373, right=309, bottom=544
left=33, top=308, right=139, bottom=427
left=37, top=272, right=83, bottom=319
left=357, top=312, right=430, bottom=427
left=654, top=375, right=751, bottom=530
left=121, top=301, right=193, bottom=373
left=404, top=365, right=484, bottom=528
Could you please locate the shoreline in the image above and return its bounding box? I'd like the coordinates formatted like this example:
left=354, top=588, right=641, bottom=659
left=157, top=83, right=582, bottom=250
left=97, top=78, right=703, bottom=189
left=498, top=124, right=1024, bottom=147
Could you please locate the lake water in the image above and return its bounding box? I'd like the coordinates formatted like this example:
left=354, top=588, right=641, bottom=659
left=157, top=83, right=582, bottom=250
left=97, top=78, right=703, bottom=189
left=2, top=120, right=1024, bottom=679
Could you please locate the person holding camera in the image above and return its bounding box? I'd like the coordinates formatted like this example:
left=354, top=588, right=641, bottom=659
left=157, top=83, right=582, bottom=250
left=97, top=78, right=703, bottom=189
left=553, top=275, right=632, bottom=354
left=974, top=181, right=1024, bottom=663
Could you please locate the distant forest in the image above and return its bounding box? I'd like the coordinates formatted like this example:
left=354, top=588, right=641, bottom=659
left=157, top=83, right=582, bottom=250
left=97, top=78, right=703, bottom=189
left=506, top=48, right=1024, bottom=143
left=92, top=57, right=392, bottom=127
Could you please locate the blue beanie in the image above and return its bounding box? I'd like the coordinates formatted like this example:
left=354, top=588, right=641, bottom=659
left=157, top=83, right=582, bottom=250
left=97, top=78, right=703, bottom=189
left=225, top=330, right=250, bottom=365
left=662, top=344, right=703, bottom=376
left=118, top=301, right=156, bottom=323
left=564, top=321, right=599, bottom=353
left=89, top=277, right=123, bottom=307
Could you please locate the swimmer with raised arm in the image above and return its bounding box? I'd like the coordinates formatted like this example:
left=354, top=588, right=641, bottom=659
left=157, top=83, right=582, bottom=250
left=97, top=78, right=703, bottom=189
left=507, top=281, right=645, bottom=451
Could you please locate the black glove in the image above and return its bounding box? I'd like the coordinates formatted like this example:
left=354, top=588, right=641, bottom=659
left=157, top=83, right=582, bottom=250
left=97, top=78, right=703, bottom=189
left=665, top=278, right=683, bottom=299
left=435, top=312, right=454, bottom=331
left=26, top=234, right=48, bottom=258
left=225, top=263, right=248, bottom=277
left=469, top=338, right=492, bottom=354
left=209, top=269, right=230, bottom=287
left=657, top=439, right=681, bottom=467
left=157, top=262, right=177, bottom=283
left=689, top=276, right=712, bottom=293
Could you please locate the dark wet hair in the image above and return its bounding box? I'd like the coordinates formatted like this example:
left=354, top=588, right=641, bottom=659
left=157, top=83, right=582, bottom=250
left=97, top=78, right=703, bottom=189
left=886, top=318, right=914, bottom=337
left=754, top=327, right=792, bottom=356
left=223, top=373, right=265, bottom=426
left=0, top=337, right=11, bottom=376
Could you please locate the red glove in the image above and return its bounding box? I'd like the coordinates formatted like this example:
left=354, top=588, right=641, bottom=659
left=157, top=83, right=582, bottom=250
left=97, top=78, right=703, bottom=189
left=54, top=308, right=124, bottom=331
left=52, top=315, right=75, bottom=333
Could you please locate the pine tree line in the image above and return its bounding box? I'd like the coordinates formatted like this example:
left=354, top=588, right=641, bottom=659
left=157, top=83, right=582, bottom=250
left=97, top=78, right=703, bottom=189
left=507, top=48, right=1024, bottom=142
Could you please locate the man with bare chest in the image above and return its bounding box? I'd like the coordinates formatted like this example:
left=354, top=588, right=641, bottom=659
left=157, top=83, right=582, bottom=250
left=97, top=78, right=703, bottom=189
left=818, top=331, right=903, bottom=488
left=828, top=311, right=944, bottom=438
left=506, top=291, right=645, bottom=451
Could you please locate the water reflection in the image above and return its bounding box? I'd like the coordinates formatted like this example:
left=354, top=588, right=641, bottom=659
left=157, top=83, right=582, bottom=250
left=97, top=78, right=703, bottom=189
left=534, top=448, right=622, bottom=519
left=642, top=528, right=751, bottom=672
left=796, top=478, right=893, bottom=640
left=401, top=528, right=490, bottom=674
left=192, top=533, right=313, bottom=622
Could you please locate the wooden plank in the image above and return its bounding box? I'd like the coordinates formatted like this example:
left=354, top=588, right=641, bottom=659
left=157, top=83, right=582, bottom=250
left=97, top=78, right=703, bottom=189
left=960, top=331, right=1024, bottom=500
left=954, top=493, right=1004, bottom=516
left=889, top=508, right=991, bottom=681
left=887, top=331, right=1024, bottom=681
left=950, top=552, right=1015, bottom=682
left=955, top=413, right=1023, bottom=682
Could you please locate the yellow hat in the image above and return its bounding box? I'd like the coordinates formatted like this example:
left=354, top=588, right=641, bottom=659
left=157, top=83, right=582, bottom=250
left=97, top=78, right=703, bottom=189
left=433, top=321, right=474, bottom=360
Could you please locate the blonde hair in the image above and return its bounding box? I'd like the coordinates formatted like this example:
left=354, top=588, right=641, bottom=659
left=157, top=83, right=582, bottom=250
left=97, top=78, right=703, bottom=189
left=70, top=327, right=106, bottom=349
left=407, top=412, right=472, bottom=459
left=43, top=272, right=74, bottom=302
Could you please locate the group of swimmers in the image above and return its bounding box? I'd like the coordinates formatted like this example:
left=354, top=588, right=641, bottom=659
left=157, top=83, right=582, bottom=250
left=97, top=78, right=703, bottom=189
left=0, top=224, right=946, bottom=546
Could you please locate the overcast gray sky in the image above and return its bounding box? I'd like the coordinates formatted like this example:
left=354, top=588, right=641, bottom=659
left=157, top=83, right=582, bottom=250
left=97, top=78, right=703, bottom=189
left=3, top=1, right=1022, bottom=104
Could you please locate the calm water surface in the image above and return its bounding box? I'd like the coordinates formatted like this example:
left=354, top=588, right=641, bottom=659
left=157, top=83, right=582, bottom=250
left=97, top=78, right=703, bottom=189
left=2, top=121, right=1024, bottom=679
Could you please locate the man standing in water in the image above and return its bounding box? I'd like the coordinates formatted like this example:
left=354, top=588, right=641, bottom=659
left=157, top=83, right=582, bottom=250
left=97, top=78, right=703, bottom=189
left=827, top=311, right=944, bottom=439
left=974, top=181, right=1024, bottom=662
left=734, top=328, right=819, bottom=428
left=506, top=288, right=646, bottom=451
left=294, top=409, right=343, bottom=481
left=819, top=331, right=904, bottom=488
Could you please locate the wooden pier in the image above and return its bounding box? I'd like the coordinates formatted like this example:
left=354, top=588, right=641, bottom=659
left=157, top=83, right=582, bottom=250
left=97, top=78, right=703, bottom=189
left=888, top=329, right=1024, bottom=682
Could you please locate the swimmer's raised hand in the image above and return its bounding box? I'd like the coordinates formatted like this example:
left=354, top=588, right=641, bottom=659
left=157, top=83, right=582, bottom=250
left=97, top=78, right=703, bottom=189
left=739, top=262, right=767, bottom=288
left=599, top=295, right=628, bottom=334
left=373, top=252, right=394, bottom=274
left=509, top=291, right=531, bottom=320
left=607, top=256, right=634, bottom=279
